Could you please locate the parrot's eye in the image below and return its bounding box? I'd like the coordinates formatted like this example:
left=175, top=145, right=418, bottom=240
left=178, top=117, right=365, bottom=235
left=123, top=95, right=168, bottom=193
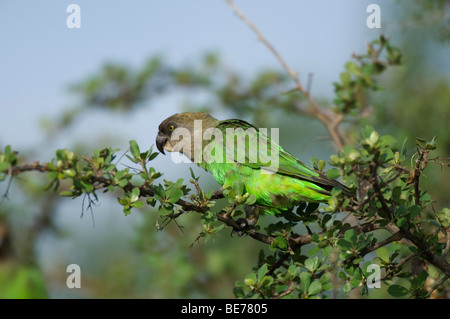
left=168, top=124, right=175, bottom=132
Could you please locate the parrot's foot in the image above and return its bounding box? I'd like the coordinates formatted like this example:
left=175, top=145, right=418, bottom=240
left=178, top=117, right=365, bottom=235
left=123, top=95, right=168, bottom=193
left=230, top=205, right=262, bottom=237
left=231, top=216, right=258, bottom=237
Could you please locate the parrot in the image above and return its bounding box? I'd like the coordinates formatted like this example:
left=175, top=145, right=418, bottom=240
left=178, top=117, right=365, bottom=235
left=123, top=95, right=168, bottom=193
left=156, top=112, right=352, bottom=232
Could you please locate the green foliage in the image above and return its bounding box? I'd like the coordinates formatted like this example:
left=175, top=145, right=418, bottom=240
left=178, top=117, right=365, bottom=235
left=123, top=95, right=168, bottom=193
left=0, top=263, right=48, bottom=299
left=401, top=0, right=450, bottom=42
left=70, top=57, right=169, bottom=111
left=2, top=27, right=450, bottom=299
left=5, top=119, right=449, bottom=298
left=0, top=145, right=17, bottom=181
left=333, top=36, right=402, bottom=115
left=230, top=124, right=450, bottom=298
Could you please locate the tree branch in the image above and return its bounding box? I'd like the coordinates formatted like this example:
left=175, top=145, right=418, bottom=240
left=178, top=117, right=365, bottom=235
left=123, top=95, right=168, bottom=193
left=7, top=155, right=450, bottom=279
left=428, top=274, right=449, bottom=297
left=399, top=228, right=450, bottom=277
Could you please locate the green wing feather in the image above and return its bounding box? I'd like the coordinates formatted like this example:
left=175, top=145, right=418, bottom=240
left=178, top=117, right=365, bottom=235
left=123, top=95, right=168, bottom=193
left=215, top=119, right=351, bottom=197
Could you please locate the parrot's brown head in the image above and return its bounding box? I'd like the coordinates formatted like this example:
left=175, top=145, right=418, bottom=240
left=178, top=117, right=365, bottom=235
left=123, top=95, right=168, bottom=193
left=156, top=112, right=219, bottom=160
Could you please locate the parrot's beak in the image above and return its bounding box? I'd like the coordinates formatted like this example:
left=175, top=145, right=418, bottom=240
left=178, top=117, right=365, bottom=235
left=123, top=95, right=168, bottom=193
left=156, top=131, right=168, bottom=155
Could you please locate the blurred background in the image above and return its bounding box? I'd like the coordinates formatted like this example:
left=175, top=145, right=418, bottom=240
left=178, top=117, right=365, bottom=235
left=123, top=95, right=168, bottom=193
left=0, top=0, right=449, bottom=298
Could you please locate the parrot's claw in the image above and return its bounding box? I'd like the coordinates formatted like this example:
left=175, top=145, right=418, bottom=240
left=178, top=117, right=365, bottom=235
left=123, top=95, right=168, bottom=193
left=230, top=205, right=261, bottom=237
left=231, top=217, right=257, bottom=237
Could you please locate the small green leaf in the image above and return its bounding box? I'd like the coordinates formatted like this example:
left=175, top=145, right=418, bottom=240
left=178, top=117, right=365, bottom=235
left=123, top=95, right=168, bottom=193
left=270, top=236, right=288, bottom=251
left=340, top=72, right=351, bottom=86
left=427, top=218, right=441, bottom=227
left=159, top=207, right=173, bottom=216
left=47, top=171, right=59, bottom=181
left=387, top=284, right=409, bottom=297
left=361, top=125, right=375, bottom=139
left=318, top=160, right=325, bottom=171
left=0, top=162, right=10, bottom=172
left=299, top=272, right=312, bottom=294
left=386, top=44, right=402, bottom=64
left=326, top=168, right=341, bottom=180
left=245, top=194, right=256, bottom=206
left=394, top=205, right=407, bottom=217
left=59, top=190, right=77, bottom=197
left=304, top=257, right=319, bottom=272
left=189, top=167, right=197, bottom=179
left=260, top=276, right=274, bottom=288
left=409, top=205, right=421, bottom=218
left=132, top=201, right=145, bottom=208
left=376, top=246, right=390, bottom=263
left=415, top=137, right=427, bottom=149
left=148, top=152, right=159, bottom=161
left=232, top=179, right=244, bottom=196
left=344, top=229, right=357, bottom=245
left=4, top=145, right=12, bottom=158
left=369, top=131, right=379, bottom=145
left=130, top=187, right=140, bottom=202
left=63, top=169, right=76, bottom=177
left=233, top=287, right=245, bottom=299
left=396, top=217, right=408, bottom=229
left=257, top=264, right=268, bottom=282
left=425, top=136, right=437, bottom=150
left=310, top=156, right=318, bottom=169
left=380, top=134, right=396, bottom=148
left=287, top=264, right=299, bottom=278
left=305, top=202, right=319, bottom=215
left=244, top=273, right=257, bottom=287
left=345, top=61, right=362, bottom=77
left=55, top=149, right=64, bottom=162
left=336, top=239, right=352, bottom=252
left=168, top=189, right=183, bottom=203
left=129, top=140, right=141, bottom=159
left=437, top=208, right=450, bottom=227
left=343, top=282, right=352, bottom=293
left=392, top=186, right=402, bottom=203
left=80, top=181, right=94, bottom=193
left=411, top=270, right=428, bottom=288
left=146, top=197, right=156, bottom=206
left=308, top=280, right=322, bottom=296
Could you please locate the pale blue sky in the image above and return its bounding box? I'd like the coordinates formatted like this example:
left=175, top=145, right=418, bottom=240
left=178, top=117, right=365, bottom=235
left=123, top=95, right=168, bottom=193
left=0, top=0, right=387, bottom=154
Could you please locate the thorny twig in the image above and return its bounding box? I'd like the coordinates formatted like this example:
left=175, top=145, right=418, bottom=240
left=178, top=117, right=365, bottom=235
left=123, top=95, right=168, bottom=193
left=224, top=0, right=345, bottom=148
